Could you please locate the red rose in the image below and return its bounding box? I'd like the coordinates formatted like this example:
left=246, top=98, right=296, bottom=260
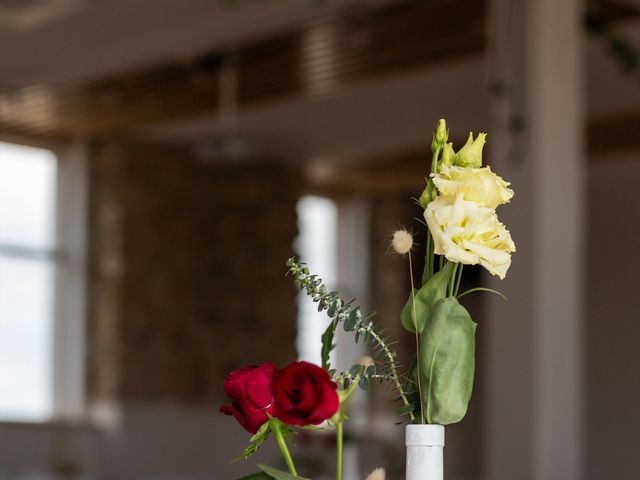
left=220, top=362, right=276, bottom=433
left=272, top=361, right=339, bottom=426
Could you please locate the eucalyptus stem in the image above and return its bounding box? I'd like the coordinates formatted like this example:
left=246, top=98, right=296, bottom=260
left=366, top=328, right=416, bottom=422
left=271, top=421, right=297, bottom=476
left=287, top=258, right=415, bottom=422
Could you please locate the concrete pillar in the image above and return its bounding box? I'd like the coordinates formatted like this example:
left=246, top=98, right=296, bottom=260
left=486, top=0, right=585, bottom=479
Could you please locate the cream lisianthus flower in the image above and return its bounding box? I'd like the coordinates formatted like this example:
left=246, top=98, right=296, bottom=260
left=432, top=165, right=514, bottom=210
left=424, top=194, right=516, bottom=279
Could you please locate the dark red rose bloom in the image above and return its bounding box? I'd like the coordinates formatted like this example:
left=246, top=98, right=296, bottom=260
left=220, top=362, right=276, bottom=433
left=272, top=361, right=339, bottom=426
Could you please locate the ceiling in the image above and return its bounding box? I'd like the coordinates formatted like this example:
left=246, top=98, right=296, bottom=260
left=0, top=0, right=396, bottom=89
left=0, top=0, right=639, bottom=164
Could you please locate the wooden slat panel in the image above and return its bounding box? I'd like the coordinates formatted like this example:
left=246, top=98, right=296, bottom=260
left=0, top=0, right=635, bottom=141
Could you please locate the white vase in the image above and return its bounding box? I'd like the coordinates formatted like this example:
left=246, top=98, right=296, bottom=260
left=405, top=424, right=444, bottom=480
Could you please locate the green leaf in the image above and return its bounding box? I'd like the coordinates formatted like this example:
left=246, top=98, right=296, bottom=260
left=257, top=464, right=312, bottom=480
left=457, top=287, right=507, bottom=301
left=358, top=375, right=370, bottom=391
left=394, top=403, right=416, bottom=415
left=234, top=420, right=271, bottom=462
left=404, top=357, right=419, bottom=407
left=320, top=321, right=337, bottom=371
left=419, top=296, right=477, bottom=425
left=238, top=473, right=273, bottom=480
left=401, top=262, right=454, bottom=333
left=299, top=424, right=323, bottom=431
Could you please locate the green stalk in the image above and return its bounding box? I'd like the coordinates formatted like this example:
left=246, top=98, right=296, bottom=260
left=422, top=144, right=442, bottom=284
left=454, top=264, right=464, bottom=297
left=449, top=263, right=459, bottom=296
left=423, top=231, right=432, bottom=286
left=271, top=420, right=297, bottom=476
left=336, top=420, right=344, bottom=480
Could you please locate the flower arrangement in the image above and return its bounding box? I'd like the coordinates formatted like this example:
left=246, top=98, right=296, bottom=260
left=220, top=119, right=515, bottom=479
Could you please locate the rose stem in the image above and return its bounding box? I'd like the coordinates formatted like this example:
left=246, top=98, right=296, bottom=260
left=336, top=420, right=344, bottom=480
left=408, top=253, right=425, bottom=424
left=271, top=420, right=297, bottom=476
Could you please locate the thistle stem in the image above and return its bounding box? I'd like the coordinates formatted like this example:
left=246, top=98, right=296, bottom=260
left=408, top=253, right=425, bottom=424
left=336, top=420, right=344, bottom=480
left=271, top=420, right=297, bottom=476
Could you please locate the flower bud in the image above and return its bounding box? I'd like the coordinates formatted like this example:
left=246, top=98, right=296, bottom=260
left=430, top=133, right=438, bottom=153
left=440, top=142, right=455, bottom=168
left=435, top=118, right=448, bottom=145
left=419, top=183, right=433, bottom=209
left=454, top=132, right=486, bottom=168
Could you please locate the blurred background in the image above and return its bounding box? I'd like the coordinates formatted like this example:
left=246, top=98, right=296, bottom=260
left=0, top=0, right=639, bottom=479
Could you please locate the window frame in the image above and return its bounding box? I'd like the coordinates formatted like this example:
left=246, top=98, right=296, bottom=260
left=0, top=135, right=89, bottom=423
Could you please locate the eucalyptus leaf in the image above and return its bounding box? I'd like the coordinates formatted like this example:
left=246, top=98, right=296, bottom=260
left=419, top=296, right=476, bottom=425
left=349, top=364, right=363, bottom=378
left=401, top=262, right=454, bottom=333
left=257, top=464, right=312, bottom=480
left=344, top=308, right=361, bottom=331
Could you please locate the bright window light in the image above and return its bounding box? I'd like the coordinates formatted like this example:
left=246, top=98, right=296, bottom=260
left=295, top=195, right=337, bottom=364
left=0, top=141, right=57, bottom=422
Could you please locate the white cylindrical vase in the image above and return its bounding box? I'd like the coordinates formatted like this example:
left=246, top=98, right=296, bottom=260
left=405, top=424, right=444, bottom=480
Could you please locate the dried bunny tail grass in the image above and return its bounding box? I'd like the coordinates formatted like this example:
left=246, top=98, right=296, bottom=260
left=391, top=229, right=413, bottom=255
left=365, top=468, right=386, bottom=480
left=358, top=355, right=375, bottom=368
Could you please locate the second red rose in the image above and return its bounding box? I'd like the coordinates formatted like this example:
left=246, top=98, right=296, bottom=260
left=272, top=361, right=339, bottom=426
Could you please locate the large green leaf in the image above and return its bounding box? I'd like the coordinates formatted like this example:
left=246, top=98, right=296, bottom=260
left=419, top=296, right=476, bottom=425
left=401, top=262, right=454, bottom=333
left=238, top=472, right=273, bottom=480
left=257, top=464, right=312, bottom=480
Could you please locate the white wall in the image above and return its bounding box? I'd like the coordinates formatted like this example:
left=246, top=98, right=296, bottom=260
left=0, top=405, right=282, bottom=480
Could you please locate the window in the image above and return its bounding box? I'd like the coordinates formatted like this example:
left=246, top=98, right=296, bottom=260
left=0, top=141, right=58, bottom=421
left=294, top=195, right=338, bottom=364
